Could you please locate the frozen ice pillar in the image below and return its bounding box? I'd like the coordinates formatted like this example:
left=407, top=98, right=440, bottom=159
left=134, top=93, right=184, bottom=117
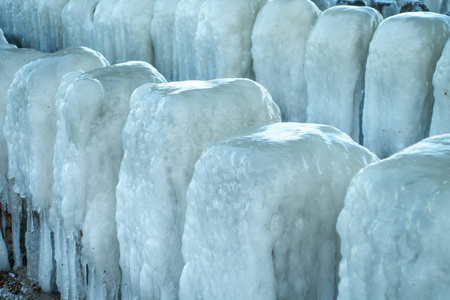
left=252, top=0, right=321, bottom=122
left=337, top=134, right=450, bottom=300
left=306, top=6, right=382, bottom=142
left=430, top=38, right=450, bottom=136
left=53, top=62, right=166, bottom=299
left=363, top=12, right=450, bottom=158
left=180, top=123, right=378, bottom=300
left=116, top=78, right=281, bottom=300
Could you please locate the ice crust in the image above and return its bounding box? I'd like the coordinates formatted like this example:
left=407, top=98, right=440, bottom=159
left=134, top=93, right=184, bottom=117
left=306, top=6, right=382, bottom=143
left=116, top=78, right=281, bottom=299
left=363, top=13, right=450, bottom=158
left=430, top=38, right=450, bottom=136
left=337, top=134, right=450, bottom=300
left=180, top=123, right=378, bottom=300
left=53, top=62, right=165, bottom=299
left=252, top=0, right=321, bottom=122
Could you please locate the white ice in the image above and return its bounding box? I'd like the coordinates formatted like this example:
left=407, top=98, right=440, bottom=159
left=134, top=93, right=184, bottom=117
left=430, top=37, right=450, bottom=136
left=252, top=0, right=321, bottom=122
left=306, top=6, right=382, bottom=142
left=180, top=123, right=378, bottom=300
left=363, top=12, right=450, bottom=158
left=0, top=230, right=9, bottom=271
left=337, top=134, right=450, bottom=300
left=116, top=78, right=281, bottom=300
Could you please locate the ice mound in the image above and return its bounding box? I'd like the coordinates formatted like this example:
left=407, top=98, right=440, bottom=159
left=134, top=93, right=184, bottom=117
left=180, top=122, right=378, bottom=300
left=430, top=38, right=450, bottom=136
left=306, top=6, right=382, bottom=142
left=337, top=134, right=450, bottom=300
left=116, top=78, right=281, bottom=299
left=363, top=12, right=450, bottom=158
left=252, top=0, right=321, bottom=122
left=53, top=61, right=165, bottom=299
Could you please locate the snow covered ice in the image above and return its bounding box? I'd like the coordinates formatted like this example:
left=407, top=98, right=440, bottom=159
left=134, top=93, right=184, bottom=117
left=337, top=134, right=450, bottom=300
left=430, top=37, right=450, bottom=136
left=53, top=61, right=165, bottom=299
left=306, top=6, right=382, bottom=143
left=252, top=0, right=321, bottom=122
left=363, top=12, right=450, bottom=158
left=180, top=123, right=378, bottom=300
left=116, top=78, right=280, bottom=300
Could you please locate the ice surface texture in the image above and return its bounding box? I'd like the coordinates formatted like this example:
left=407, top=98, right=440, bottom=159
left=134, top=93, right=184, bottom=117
left=0, top=28, right=7, bottom=44
left=306, top=6, right=382, bottom=142
left=337, top=134, right=450, bottom=300
left=116, top=78, right=281, bottom=300
left=252, top=0, right=321, bottom=122
left=363, top=12, right=450, bottom=158
left=180, top=123, right=378, bottom=300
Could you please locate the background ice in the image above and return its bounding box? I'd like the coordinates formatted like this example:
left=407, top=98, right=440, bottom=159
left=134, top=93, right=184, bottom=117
left=180, top=123, right=378, bottom=300
left=252, top=0, right=321, bottom=122
left=337, top=134, right=450, bottom=300
left=0, top=231, right=9, bottom=271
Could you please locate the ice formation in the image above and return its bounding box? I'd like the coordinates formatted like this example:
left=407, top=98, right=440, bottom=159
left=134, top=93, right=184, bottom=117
left=116, top=78, right=281, bottom=299
left=3, top=47, right=108, bottom=292
left=252, top=0, right=321, bottom=122
left=306, top=6, right=382, bottom=142
left=0, top=231, right=9, bottom=271
left=337, top=134, right=450, bottom=300
left=53, top=62, right=165, bottom=299
left=0, top=28, right=7, bottom=44
left=363, top=12, right=450, bottom=158
left=180, top=123, right=378, bottom=300
left=430, top=38, right=450, bottom=136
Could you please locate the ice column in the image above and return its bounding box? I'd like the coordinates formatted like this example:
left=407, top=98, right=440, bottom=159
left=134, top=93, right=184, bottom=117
left=3, top=47, right=108, bottom=292
left=252, top=0, right=321, bottom=122
left=363, top=13, right=450, bottom=158
left=195, top=0, right=267, bottom=80
left=0, top=28, right=7, bottom=44
left=430, top=38, right=450, bottom=136
left=180, top=123, right=378, bottom=300
left=337, top=134, right=450, bottom=300
left=116, top=78, right=281, bottom=300
left=306, top=6, right=382, bottom=142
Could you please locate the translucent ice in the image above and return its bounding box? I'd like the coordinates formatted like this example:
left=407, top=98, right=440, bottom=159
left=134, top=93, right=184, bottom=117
left=337, top=134, right=450, bottom=300
left=180, top=123, right=378, bottom=300
left=0, top=230, right=10, bottom=271
left=306, top=6, right=382, bottom=142
left=363, top=13, right=450, bottom=158
left=430, top=38, right=450, bottom=136
left=0, top=28, right=7, bottom=44
left=252, top=0, right=321, bottom=122
left=116, top=78, right=281, bottom=299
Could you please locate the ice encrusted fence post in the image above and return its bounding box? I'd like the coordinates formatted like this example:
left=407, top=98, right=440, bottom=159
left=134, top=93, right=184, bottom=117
left=305, top=6, right=382, bottom=143
left=53, top=62, right=166, bottom=300
left=430, top=37, right=450, bottom=136
left=179, top=123, right=378, bottom=300
left=363, top=12, right=450, bottom=158
left=3, top=47, right=109, bottom=293
left=116, top=79, right=281, bottom=299
left=251, top=0, right=321, bottom=122
left=337, top=134, right=450, bottom=300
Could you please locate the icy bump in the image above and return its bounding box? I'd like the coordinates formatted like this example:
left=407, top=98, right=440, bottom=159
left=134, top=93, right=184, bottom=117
left=306, top=6, right=382, bottom=142
left=430, top=38, right=450, bottom=136
left=116, top=78, right=281, bottom=299
left=195, top=0, right=267, bottom=80
left=180, top=122, right=378, bottom=300
left=53, top=61, right=165, bottom=299
left=252, top=0, right=321, bottom=122
left=337, top=134, right=450, bottom=300
left=363, top=12, right=450, bottom=158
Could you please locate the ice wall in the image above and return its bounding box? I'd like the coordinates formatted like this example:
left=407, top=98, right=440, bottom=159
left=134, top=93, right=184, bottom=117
left=116, top=78, right=281, bottom=299
left=306, top=6, right=382, bottom=142
left=3, top=47, right=108, bottom=292
left=252, top=0, right=321, bottom=122
left=363, top=13, right=450, bottom=158
left=180, top=123, right=378, bottom=300
left=337, top=134, right=450, bottom=300
left=53, top=62, right=165, bottom=299
left=430, top=38, right=450, bottom=136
